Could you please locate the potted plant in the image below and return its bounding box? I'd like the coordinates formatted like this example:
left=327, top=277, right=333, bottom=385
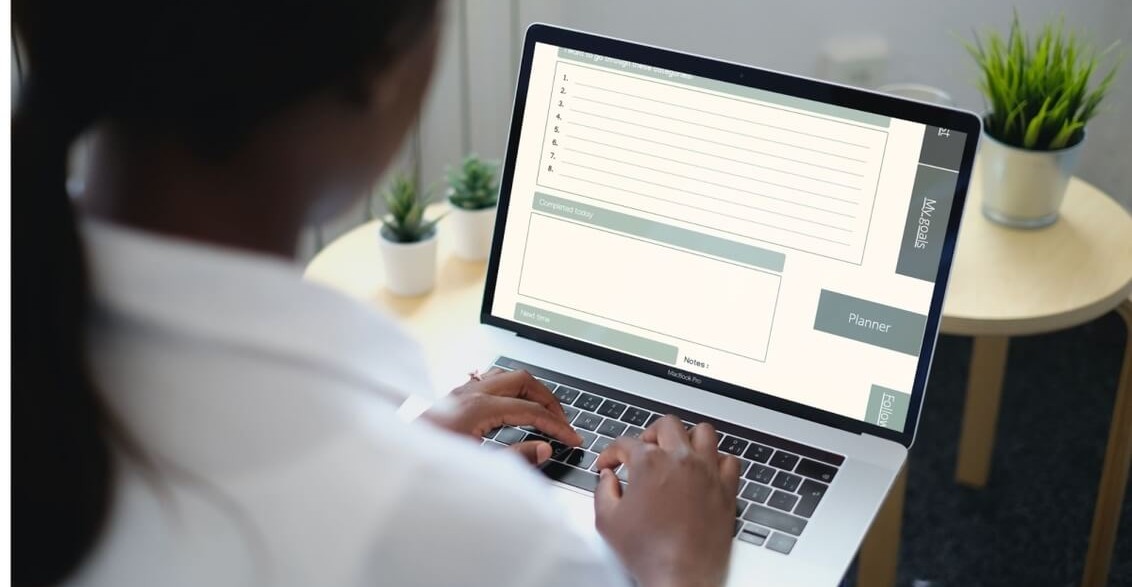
left=967, top=14, right=1119, bottom=228
left=378, top=175, right=442, bottom=296
left=446, top=156, right=499, bottom=260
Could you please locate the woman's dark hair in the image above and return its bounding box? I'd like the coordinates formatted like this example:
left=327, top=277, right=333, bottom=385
left=12, top=1, right=438, bottom=584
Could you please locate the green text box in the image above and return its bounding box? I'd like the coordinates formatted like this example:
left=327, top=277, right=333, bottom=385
left=514, top=303, right=678, bottom=365
left=533, top=193, right=785, bottom=272
left=865, top=385, right=910, bottom=430
left=813, top=290, right=927, bottom=356
left=558, top=47, right=890, bottom=128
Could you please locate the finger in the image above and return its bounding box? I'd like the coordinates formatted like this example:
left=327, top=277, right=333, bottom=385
left=479, top=370, right=568, bottom=420
left=650, top=415, right=692, bottom=452
left=593, top=436, right=646, bottom=471
left=510, top=440, right=552, bottom=466
left=639, top=415, right=670, bottom=443
left=593, top=468, right=623, bottom=524
left=480, top=367, right=507, bottom=379
left=483, top=396, right=582, bottom=446
left=690, top=422, right=719, bottom=457
left=720, top=454, right=741, bottom=495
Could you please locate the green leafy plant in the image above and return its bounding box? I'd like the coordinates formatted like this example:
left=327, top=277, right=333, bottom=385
left=447, top=156, right=499, bottom=210
left=380, top=175, right=441, bottom=243
left=966, top=13, right=1120, bottom=151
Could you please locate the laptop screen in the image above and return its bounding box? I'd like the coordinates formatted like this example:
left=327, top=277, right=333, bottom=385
left=487, top=36, right=973, bottom=436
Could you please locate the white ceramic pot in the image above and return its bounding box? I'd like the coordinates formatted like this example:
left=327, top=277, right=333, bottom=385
left=378, top=227, right=438, bottom=296
left=979, top=129, right=1085, bottom=229
left=448, top=205, right=497, bottom=261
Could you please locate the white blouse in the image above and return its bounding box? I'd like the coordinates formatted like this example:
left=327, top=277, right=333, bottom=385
left=68, top=219, right=630, bottom=587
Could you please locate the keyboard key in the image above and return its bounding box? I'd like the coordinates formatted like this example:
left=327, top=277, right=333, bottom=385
left=562, top=405, right=581, bottom=424
left=770, top=451, right=800, bottom=471
left=766, top=533, right=797, bottom=555
left=737, top=523, right=770, bottom=546
left=596, top=419, right=627, bottom=438
left=742, top=504, right=807, bottom=536
left=736, top=458, right=752, bottom=477
left=736, top=480, right=747, bottom=496
left=524, top=432, right=550, bottom=444
left=563, top=448, right=598, bottom=470
left=535, top=378, right=559, bottom=392
left=548, top=441, right=574, bottom=461
left=616, top=465, right=630, bottom=483
left=768, top=490, right=799, bottom=512
left=741, top=482, right=772, bottom=504
left=621, top=407, right=651, bottom=426
left=553, top=386, right=581, bottom=405
left=745, top=463, right=776, bottom=484
left=574, top=413, right=603, bottom=431
left=744, top=443, right=773, bottom=463
left=645, top=413, right=663, bottom=427
left=734, top=519, right=743, bottom=537
left=718, top=435, right=749, bottom=456
left=576, top=430, right=598, bottom=449
left=771, top=471, right=802, bottom=492
left=495, top=427, right=526, bottom=445
left=542, top=461, right=599, bottom=493
left=795, top=459, right=838, bottom=483
left=622, top=425, right=644, bottom=439
left=736, top=498, right=750, bottom=518
left=597, top=399, right=627, bottom=419
left=737, top=526, right=768, bottom=546
left=576, top=393, right=603, bottom=412
left=794, top=479, right=829, bottom=518
left=484, top=427, right=502, bottom=439
left=590, top=436, right=614, bottom=454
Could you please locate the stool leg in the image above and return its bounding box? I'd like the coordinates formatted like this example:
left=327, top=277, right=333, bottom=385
left=956, top=335, right=1010, bottom=488
left=857, top=465, right=908, bottom=587
left=1081, top=300, right=1132, bottom=587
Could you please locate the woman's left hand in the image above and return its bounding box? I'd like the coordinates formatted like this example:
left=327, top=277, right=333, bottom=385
left=423, top=368, right=582, bottom=465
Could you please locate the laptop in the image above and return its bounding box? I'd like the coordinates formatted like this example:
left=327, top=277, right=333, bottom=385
left=464, top=24, right=980, bottom=585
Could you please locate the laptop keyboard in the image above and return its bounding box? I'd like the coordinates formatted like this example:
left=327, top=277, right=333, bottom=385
left=480, top=357, right=844, bottom=556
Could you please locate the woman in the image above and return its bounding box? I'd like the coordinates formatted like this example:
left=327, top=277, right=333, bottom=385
left=12, top=0, right=739, bottom=586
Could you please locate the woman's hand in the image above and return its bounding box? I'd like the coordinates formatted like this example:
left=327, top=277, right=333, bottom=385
left=592, top=415, right=739, bottom=587
left=423, top=368, right=582, bottom=465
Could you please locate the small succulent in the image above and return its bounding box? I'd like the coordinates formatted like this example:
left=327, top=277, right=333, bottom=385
left=380, top=175, right=441, bottom=243
left=447, top=156, right=499, bottom=210
left=966, top=12, right=1121, bottom=150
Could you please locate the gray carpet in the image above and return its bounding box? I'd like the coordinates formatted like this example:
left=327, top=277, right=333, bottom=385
left=845, top=310, right=1130, bottom=586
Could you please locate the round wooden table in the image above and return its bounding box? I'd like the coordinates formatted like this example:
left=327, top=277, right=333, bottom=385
left=306, top=172, right=1132, bottom=587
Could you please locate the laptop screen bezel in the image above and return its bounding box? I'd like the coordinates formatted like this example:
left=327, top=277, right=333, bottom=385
left=481, top=23, right=981, bottom=448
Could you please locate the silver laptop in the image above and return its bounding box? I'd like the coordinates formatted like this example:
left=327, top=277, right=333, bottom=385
left=466, top=24, right=980, bottom=586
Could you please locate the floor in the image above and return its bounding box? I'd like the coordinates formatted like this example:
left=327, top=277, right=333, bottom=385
left=845, top=310, right=1130, bottom=586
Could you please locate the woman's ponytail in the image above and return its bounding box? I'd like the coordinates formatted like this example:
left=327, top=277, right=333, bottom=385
left=12, top=78, right=112, bottom=587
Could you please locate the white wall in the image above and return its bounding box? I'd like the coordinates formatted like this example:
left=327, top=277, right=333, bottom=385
left=314, top=0, right=1132, bottom=254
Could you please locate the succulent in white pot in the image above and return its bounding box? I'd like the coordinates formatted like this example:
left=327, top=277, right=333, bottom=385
left=446, top=156, right=499, bottom=261
left=966, top=13, right=1120, bottom=228
left=378, top=175, right=442, bottom=296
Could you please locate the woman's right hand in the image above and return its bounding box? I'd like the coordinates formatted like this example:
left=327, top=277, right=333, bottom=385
left=592, top=416, right=739, bottom=587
